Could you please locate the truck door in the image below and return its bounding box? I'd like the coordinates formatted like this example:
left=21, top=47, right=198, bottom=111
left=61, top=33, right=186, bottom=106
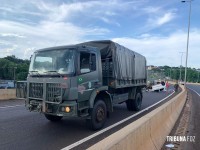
left=77, top=50, right=99, bottom=102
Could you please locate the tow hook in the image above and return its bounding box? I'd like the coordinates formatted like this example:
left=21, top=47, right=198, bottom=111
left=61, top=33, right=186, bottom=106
left=37, top=105, right=42, bottom=113
left=28, top=104, right=33, bottom=111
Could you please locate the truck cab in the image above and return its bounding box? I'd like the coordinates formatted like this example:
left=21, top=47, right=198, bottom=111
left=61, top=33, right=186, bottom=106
left=27, top=46, right=100, bottom=109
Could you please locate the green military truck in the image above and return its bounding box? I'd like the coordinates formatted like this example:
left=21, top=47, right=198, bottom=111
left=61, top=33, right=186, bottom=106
left=17, top=40, right=147, bottom=130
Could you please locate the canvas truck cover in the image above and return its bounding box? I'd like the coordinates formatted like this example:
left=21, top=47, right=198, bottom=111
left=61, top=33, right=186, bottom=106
left=79, top=40, right=147, bottom=80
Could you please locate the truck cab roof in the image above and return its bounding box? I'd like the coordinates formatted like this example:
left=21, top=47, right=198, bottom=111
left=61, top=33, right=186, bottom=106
left=35, top=44, right=97, bottom=53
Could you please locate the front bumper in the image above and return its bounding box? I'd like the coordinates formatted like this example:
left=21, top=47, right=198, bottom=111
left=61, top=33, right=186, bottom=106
left=26, top=79, right=78, bottom=117
left=26, top=99, right=78, bottom=117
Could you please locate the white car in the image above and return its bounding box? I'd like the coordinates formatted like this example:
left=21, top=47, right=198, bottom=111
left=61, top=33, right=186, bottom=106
left=151, top=81, right=166, bottom=92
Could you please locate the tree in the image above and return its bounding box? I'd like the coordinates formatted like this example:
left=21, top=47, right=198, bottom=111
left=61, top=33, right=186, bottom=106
left=149, top=65, right=199, bottom=83
left=0, top=55, right=30, bottom=81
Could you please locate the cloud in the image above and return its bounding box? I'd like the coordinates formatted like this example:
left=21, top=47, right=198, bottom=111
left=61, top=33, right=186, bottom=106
left=147, top=11, right=176, bottom=28
left=0, top=0, right=148, bottom=28
left=143, top=6, right=161, bottom=13
left=125, top=5, right=178, bottom=34
left=156, top=12, right=175, bottom=26
left=0, top=0, right=199, bottom=69
left=0, top=0, right=145, bottom=59
left=0, top=20, right=109, bottom=59
left=34, top=1, right=87, bottom=22
left=0, top=6, right=43, bottom=17
left=23, top=47, right=35, bottom=59
left=100, top=17, right=120, bottom=27
left=30, top=0, right=145, bottom=24
left=112, top=29, right=200, bottom=68
left=3, top=45, right=18, bottom=57
left=0, top=33, right=25, bottom=38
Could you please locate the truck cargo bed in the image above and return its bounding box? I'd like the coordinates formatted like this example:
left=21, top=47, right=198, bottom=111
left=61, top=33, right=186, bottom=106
left=81, top=40, right=147, bottom=89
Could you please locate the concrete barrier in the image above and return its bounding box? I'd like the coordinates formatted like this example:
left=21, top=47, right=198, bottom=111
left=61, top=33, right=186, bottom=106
left=88, top=86, right=186, bottom=150
left=188, top=82, right=200, bottom=85
left=0, top=89, right=16, bottom=100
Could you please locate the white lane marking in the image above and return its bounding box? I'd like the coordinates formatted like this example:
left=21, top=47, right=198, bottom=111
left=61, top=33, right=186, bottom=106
left=0, top=105, right=24, bottom=109
left=187, top=87, right=200, bottom=97
left=62, top=90, right=175, bottom=150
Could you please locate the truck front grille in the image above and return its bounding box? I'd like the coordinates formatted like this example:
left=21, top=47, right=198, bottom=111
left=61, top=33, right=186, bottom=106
left=46, top=83, right=62, bottom=103
left=29, top=83, right=43, bottom=98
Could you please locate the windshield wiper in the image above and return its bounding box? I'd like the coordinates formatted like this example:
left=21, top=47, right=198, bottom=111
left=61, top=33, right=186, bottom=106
left=29, top=70, right=41, bottom=76
left=29, top=71, right=38, bottom=72
left=44, top=70, right=62, bottom=77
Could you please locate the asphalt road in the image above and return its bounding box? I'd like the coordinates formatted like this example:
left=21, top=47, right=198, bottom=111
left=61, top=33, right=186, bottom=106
left=187, top=84, right=200, bottom=94
left=0, top=87, right=175, bottom=150
left=183, top=84, right=200, bottom=150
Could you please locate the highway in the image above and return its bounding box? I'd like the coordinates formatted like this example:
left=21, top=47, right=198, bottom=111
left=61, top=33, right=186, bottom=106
left=184, top=84, right=200, bottom=149
left=0, top=87, right=177, bottom=150
left=187, top=84, right=200, bottom=96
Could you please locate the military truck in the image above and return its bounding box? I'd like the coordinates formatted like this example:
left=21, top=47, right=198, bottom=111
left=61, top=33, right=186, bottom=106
left=19, top=40, right=146, bottom=130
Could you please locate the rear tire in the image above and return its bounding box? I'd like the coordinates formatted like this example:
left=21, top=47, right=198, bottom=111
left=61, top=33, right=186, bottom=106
left=87, top=100, right=107, bottom=130
left=126, top=99, right=133, bottom=111
left=126, top=92, right=142, bottom=111
left=45, top=114, right=63, bottom=122
left=133, top=92, right=142, bottom=111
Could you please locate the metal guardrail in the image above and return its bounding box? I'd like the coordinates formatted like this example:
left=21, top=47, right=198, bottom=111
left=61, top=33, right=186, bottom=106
left=16, top=81, right=27, bottom=99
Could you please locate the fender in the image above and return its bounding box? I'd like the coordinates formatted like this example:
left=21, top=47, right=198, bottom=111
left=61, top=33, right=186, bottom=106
left=89, top=86, right=113, bottom=111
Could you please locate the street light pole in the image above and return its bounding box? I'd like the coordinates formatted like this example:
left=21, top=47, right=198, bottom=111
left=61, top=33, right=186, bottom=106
left=179, top=52, right=184, bottom=81
left=170, top=67, right=172, bottom=80
left=13, top=67, right=17, bottom=87
left=182, top=0, right=192, bottom=86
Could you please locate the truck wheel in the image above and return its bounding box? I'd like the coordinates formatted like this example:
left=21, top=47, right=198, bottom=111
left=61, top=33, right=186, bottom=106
left=126, top=100, right=134, bottom=111
left=45, top=114, right=63, bottom=122
left=87, top=100, right=107, bottom=130
left=133, top=92, right=142, bottom=111
left=126, top=92, right=142, bottom=111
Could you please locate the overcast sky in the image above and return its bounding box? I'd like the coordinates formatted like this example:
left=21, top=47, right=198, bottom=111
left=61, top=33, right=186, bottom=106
left=0, top=0, right=199, bottom=68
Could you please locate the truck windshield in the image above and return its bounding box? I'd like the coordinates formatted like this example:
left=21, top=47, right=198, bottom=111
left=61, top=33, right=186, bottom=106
left=29, top=49, right=75, bottom=75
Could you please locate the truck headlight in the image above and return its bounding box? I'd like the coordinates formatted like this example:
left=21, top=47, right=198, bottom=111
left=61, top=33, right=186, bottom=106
left=65, top=106, right=70, bottom=113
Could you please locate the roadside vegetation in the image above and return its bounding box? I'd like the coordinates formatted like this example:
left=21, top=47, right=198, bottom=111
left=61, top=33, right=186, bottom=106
left=0, top=55, right=29, bottom=81
left=149, top=65, right=200, bottom=83
left=0, top=55, right=199, bottom=83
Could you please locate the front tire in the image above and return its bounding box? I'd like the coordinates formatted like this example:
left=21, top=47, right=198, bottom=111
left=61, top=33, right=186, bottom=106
left=45, top=114, right=63, bottom=122
left=87, top=100, right=107, bottom=130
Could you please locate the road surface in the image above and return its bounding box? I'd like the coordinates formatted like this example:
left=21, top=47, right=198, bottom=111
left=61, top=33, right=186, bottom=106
left=0, top=87, right=177, bottom=150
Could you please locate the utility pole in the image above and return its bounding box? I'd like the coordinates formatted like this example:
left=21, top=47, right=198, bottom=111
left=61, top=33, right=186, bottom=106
left=14, top=67, right=17, bottom=87
left=170, top=67, right=172, bottom=80
left=179, top=52, right=184, bottom=81
left=181, top=0, right=192, bottom=86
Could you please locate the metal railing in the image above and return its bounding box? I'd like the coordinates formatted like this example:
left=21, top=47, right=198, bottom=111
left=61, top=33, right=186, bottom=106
left=16, top=81, right=27, bottom=98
